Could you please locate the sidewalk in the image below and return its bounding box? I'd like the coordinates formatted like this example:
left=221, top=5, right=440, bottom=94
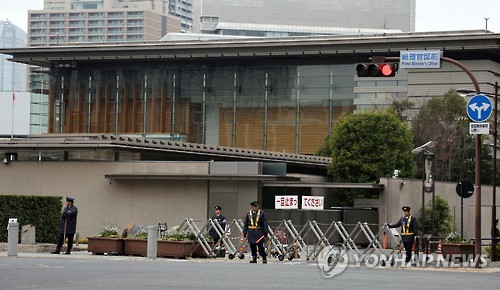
left=1, top=243, right=499, bottom=272
left=0, top=242, right=87, bottom=253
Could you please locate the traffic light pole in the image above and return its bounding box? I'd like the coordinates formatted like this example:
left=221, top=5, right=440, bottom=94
left=383, top=56, right=482, bottom=267
left=493, top=82, right=498, bottom=262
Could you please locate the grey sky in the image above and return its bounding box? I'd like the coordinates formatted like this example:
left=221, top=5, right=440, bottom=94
left=1, top=0, right=499, bottom=34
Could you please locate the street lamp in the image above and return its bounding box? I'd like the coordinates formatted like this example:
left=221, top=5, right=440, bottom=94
left=412, top=141, right=437, bottom=237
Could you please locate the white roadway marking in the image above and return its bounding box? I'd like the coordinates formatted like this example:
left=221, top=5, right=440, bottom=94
left=37, top=264, right=64, bottom=268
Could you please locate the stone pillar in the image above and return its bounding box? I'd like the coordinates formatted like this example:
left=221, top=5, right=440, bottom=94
left=8, top=218, right=19, bottom=256
left=147, top=225, right=158, bottom=259
left=21, top=224, right=36, bottom=244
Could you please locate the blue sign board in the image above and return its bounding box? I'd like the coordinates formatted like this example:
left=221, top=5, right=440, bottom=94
left=467, top=94, right=492, bottom=122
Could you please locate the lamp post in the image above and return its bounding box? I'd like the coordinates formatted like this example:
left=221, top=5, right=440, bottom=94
left=412, top=141, right=437, bottom=237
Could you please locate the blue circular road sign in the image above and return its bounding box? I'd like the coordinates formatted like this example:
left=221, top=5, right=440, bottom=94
left=467, top=94, right=492, bottom=122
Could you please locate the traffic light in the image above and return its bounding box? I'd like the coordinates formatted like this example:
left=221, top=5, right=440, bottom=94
left=356, top=63, right=398, bottom=77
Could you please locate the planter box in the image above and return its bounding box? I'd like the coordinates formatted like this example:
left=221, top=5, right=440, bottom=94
left=442, top=243, right=475, bottom=261
left=192, top=242, right=214, bottom=258
left=87, top=237, right=124, bottom=255
left=123, top=239, right=148, bottom=256
left=157, top=240, right=196, bottom=258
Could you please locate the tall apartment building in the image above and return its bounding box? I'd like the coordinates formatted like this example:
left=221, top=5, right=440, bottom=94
left=193, top=0, right=415, bottom=37
left=28, top=0, right=182, bottom=46
left=169, top=0, right=193, bottom=33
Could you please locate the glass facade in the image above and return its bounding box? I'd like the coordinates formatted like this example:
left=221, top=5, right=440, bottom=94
left=0, top=21, right=27, bottom=92
left=46, top=61, right=355, bottom=154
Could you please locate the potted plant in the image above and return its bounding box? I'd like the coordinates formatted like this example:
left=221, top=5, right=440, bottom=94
left=87, top=224, right=124, bottom=255
left=157, top=229, right=198, bottom=258
left=123, top=226, right=148, bottom=256
left=441, top=232, right=475, bottom=260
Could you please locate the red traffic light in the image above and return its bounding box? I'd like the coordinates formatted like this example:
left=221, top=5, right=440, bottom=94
left=380, top=63, right=396, bottom=76
left=356, top=63, right=398, bottom=77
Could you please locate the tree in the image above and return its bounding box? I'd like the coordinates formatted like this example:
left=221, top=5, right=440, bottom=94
left=326, top=110, right=416, bottom=183
left=417, top=196, right=453, bottom=236
left=391, top=98, right=414, bottom=121
left=321, top=110, right=416, bottom=206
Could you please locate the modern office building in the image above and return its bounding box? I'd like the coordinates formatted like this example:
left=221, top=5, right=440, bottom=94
left=2, top=31, right=498, bottom=155
left=28, top=0, right=182, bottom=46
left=0, top=20, right=27, bottom=91
left=0, top=20, right=31, bottom=136
left=192, top=0, right=415, bottom=37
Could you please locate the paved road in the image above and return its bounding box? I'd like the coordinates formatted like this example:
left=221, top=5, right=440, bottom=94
left=0, top=253, right=498, bottom=290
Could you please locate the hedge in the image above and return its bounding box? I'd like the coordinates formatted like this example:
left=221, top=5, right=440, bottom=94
left=0, top=195, right=62, bottom=243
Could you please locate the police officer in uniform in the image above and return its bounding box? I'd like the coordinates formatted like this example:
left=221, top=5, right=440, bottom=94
left=209, top=206, right=226, bottom=247
left=243, top=201, right=268, bottom=263
left=51, top=197, right=78, bottom=255
left=386, top=206, right=417, bottom=264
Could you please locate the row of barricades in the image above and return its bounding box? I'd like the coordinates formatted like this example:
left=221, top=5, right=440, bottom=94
left=175, top=218, right=404, bottom=263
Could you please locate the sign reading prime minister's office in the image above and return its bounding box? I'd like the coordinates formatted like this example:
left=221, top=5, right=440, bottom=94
left=400, top=50, right=441, bottom=69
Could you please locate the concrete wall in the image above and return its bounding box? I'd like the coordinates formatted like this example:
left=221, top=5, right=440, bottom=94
left=208, top=162, right=260, bottom=221
left=0, top=161, right=210, bottom=238
left=379, top=177, right=498, bottom=241
left=0, top=160, right=264, bottom=238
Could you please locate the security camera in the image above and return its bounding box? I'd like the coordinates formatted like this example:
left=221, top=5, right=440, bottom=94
left=412, top=140, right=437, bottom=155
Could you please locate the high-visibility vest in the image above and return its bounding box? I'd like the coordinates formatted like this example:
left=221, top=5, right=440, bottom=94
left=402, top=215, right=413, bottom=235
left=248, top=210, right=261, bottom=229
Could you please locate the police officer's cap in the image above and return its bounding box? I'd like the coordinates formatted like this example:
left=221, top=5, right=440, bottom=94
left=215, top=206, right=222, bottom=210
left=402, top=206, right=410, bottom=211
left=250, top=201, right=259, bottom=206
left=66, top=197, right=75, bottom=203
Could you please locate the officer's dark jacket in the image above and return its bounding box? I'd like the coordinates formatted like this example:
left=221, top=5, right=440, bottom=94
left=59, top=205, right=78, bottom=234
left=389, top=215, right=417, bottom=242
left=243, top=210, right=268, bottom=244
left=209, top=214, right=226, bottom=239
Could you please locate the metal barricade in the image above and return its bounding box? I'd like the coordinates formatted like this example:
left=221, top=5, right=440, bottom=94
left=353, top=222, right=386, bottom=262
left=208, top=218, right=238, bottom=258
left=178, top=217, right=413, bottom=264
left=380, top=225, right=403, bottom=266
left=330, top=221, right=362, bottom=257
left=178, top=219, right=216, bottom=258
left=283, top=220, right=308, bottom=253
left=232, top=219, right=249, bottom=259
left=265, top=222, right=286, bottom=261
left=304, top=221, right=332, bottom=260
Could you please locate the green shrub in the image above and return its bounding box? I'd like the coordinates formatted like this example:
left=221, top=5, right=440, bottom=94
left=485, top=244, right=500, bottom=260
left=0, top=195, right=62, bottom=243
left=162, top=229, right=196, bottom=241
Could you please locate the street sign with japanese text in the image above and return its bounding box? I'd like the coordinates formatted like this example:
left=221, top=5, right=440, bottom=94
left=275, top=195, right=299, bottom=209
left=301, top=196, right=324, bottom=210
left=469, top=122, right=490, bottom=134
left=400, top=50, right=441, bottom=69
